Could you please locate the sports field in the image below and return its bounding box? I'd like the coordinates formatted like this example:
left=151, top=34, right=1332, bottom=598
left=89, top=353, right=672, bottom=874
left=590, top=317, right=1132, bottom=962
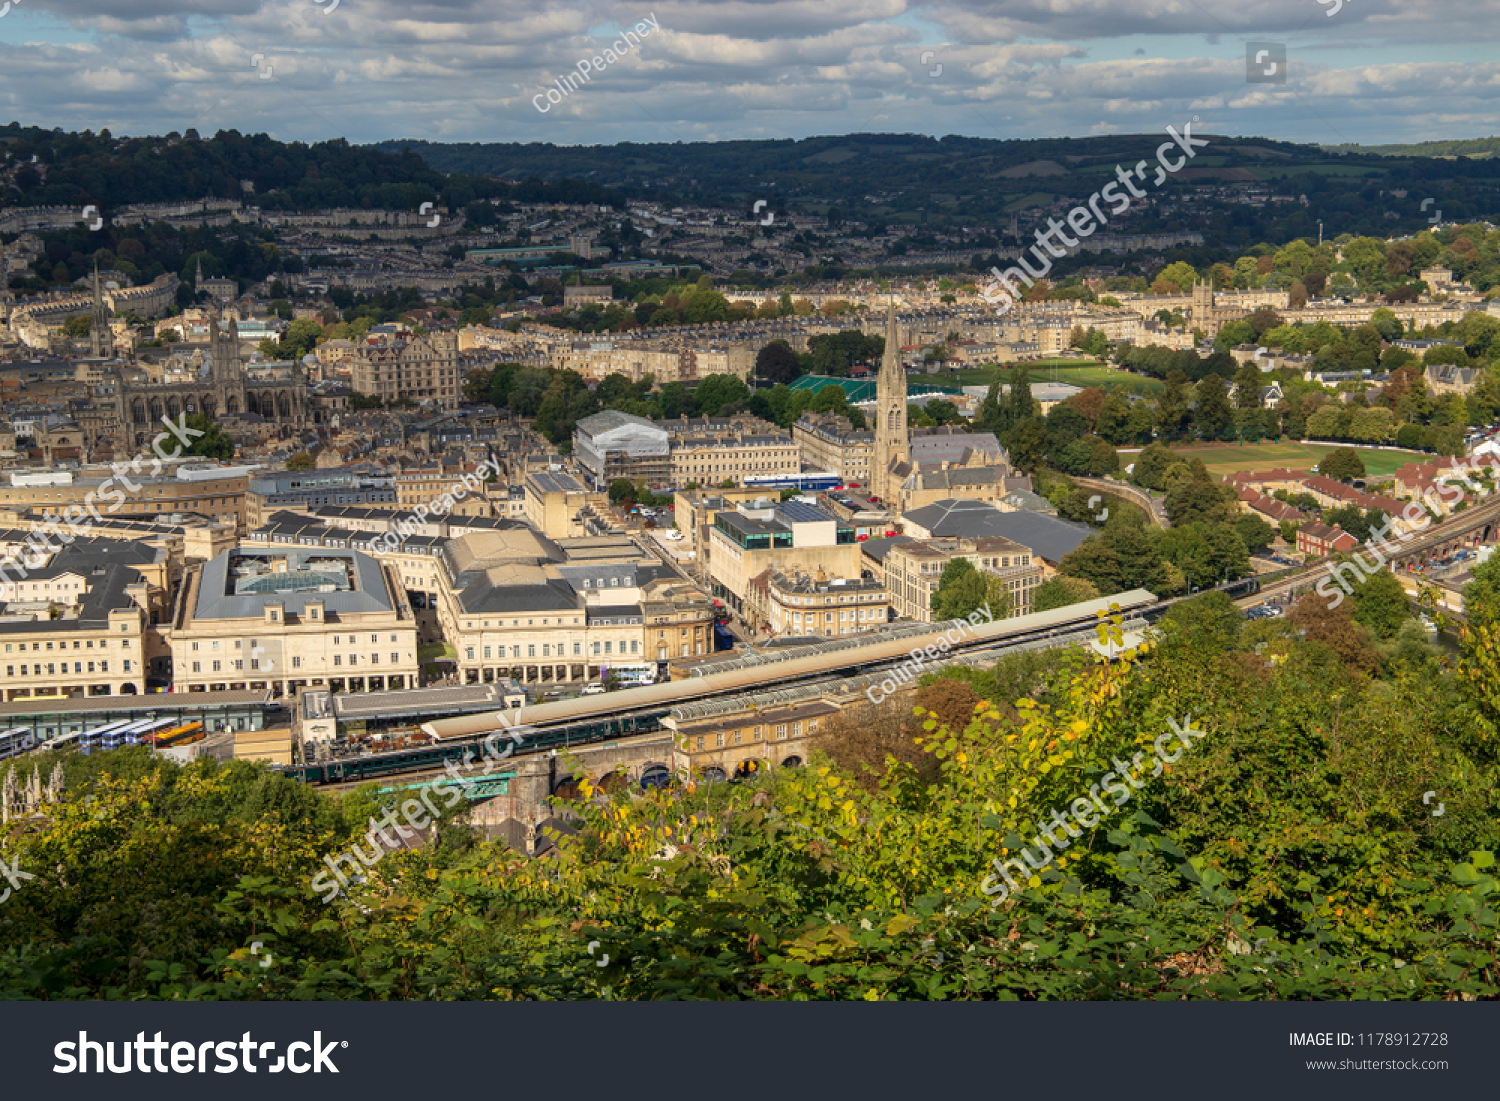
left=1162, top=441, right=1418, bottom=481
left=938, top=363, right=1164, bottom=393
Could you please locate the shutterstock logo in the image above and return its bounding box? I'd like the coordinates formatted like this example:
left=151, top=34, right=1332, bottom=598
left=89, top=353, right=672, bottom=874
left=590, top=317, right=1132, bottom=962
left=55, top=1032, right=345, bottom=1074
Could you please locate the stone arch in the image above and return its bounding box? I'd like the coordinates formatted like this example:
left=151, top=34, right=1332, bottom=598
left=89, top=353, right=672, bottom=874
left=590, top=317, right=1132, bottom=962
left=130, top=398, right=147, bottom=425
left=149, top=398, right=165, bottom=422
left=200, top=394, right=216, bottom=419
left=699, top=765, right=727, bottom=783
left=640, top=762, right=671, bottom=789
left=597, top=771, right=630, bottom=795
left=277, top=390, right=292, bottom=419
left=166, top=396, right=181, bottom=421
left=781, top=755, right=804, bottom=768
left=733, top=759, right=768, bottom=780
left=119, top=683, right=138, bottom=694
left=225, top=394, right=240, bottom=415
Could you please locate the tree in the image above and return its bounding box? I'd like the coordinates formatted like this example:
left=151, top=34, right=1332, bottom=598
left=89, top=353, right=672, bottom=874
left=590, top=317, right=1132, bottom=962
left=286, top=451, right=316, bottom=471
left=180, top=414, right=232, bottom=461
left=1156, top=261, right=1198, bottom=293
left=1233, top=513, right=1275, bottom=554
left=1193, top=374, right=1234, bottom=440
left=1288, top=593, right=1381, bottom=675
left=608, top=478, right=637, bottom=505
left=1321, top=448, right=1366, bottom=482
left=1165, top=480, right=1236, bottom=526
left=1006, top=417, right=1048, bottom=473
left=1032, top=575, right=1101, bottom=613
left=1349, top=568, right=1411, bottom=641
left=756, top=340, right=800, bottom=385
left=931, top=558, right=1008, bottom=622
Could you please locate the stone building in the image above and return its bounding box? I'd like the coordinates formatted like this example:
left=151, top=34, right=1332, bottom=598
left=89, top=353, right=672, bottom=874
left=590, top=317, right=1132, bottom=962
left=116, top=312, right=310, bottom=449
left=170, top=546, right=421, bottom=697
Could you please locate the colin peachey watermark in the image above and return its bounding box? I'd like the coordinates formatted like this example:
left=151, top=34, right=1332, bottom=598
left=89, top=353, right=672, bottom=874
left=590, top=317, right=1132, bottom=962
left=359, top=459, right=497, bottom=557
left=980, top=714, right=1209, bottom=905
left=533, top=13, right=658, bottom=113
left=979, top=121, right=1210, bottom=313
left=865, top=602, right=996, bottom=706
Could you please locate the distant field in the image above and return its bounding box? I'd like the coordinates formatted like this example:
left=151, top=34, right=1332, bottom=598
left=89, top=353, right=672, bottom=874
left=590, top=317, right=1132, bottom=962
left=1164, top=442, right=1417, bottom=481
left=936, top=362, right=1165, bottom=393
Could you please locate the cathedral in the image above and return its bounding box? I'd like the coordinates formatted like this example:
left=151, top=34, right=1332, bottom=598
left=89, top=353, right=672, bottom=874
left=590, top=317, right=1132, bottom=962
left=114, top=310, right=310, bottom=449
left=871, top=301, right=910, bottom=503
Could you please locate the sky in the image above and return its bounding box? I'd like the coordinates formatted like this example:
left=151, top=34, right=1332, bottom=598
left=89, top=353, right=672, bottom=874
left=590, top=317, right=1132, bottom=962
left=0, top=0, right=1495, bottom=149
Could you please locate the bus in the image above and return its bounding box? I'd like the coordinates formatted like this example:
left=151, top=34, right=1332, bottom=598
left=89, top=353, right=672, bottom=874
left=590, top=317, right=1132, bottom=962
left=0, top=727, right=35, bottom=762
left=67, top=719, right=138, bottom=756
left=147, top=721, right=205, bottom=749
left=603, top=664, right=658, bottom=688
left=743, top=473, right=840, bottom=491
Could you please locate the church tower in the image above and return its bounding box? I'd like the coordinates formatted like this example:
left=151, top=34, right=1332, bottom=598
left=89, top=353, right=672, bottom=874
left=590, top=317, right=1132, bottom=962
left=89, top=264, right=113, bottom=359
left=872, top=301, right=908, bottom=503
left=0, top=236, right=12, bottom=323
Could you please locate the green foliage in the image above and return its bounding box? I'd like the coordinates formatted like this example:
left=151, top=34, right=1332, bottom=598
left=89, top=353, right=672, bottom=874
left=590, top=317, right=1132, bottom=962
left=1350, top=567, right=1413, bottom=641
left=930, top=558, right=1007, bottom=622
left=7, top=590, right=1500, bottom=1001
left=1032, top=575, right=1101, bottom=613
left=1321, top=447, right=1366, bottom=482
left=180, top=413, right=232, bottom=461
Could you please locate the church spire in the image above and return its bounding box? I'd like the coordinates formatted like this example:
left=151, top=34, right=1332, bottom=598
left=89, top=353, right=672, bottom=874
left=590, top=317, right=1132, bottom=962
left=89, top=262, right=113, bottom=359
left=872, top=297, right=908, bottom=504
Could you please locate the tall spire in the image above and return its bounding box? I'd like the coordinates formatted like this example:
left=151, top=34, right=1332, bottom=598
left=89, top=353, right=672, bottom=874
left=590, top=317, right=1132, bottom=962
left=89, top=262, right=113, bottom=358
left=872, top=297, right=908, bottom=505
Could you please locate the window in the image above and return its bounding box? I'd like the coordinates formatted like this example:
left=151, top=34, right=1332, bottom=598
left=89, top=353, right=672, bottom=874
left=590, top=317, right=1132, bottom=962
left=527, top=645, right=535, bottom=658
left=716, top=732, right=725, bottom=748
left=754, top=726, right=763, bottom=741
left=124, top=660, right=133, bottom=673
left=292, top=656, right=302, bottom=669
left=734, top=730, right=742, bottom=745
left=192, top=661, right=201, bottom=673
left=696, top=736, right=705, bottom=750
left=371, top=633, right=379, bottom=643
left=334, top=655, right=342, bottom=666
left=573, top=642, right=581, bottom=656
left=391, top=653, right=399, bottom=664
left=465, top=647, right=475, bottom=660
left=234, top=659, right=244, bottom=671
left=776, top=724, right=787, bottom=740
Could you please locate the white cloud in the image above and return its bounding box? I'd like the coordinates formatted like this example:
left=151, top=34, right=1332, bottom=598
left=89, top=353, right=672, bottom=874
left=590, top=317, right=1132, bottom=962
left=0, top=0, right=1490, bottom=145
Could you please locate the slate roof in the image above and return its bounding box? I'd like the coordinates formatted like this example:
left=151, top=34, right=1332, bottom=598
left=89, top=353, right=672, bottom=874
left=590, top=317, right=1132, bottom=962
left=902, top=498, right=1093, bottom=562
left=193, top=547, right=393, bottom=620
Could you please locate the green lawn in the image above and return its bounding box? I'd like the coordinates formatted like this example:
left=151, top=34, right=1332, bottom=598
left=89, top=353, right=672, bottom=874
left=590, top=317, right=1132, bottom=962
left=1162, top=441, right=1417, bottom=481
left=935, top=362, right=1165, bottom=393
